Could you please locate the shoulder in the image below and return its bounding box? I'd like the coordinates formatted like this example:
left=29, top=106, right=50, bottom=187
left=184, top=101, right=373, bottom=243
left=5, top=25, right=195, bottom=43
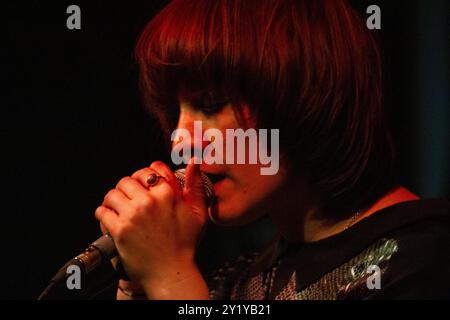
left=367, top=203, right=450, bottom=299
left=296, top=198, right=450, bottom=300
left=345, top=198, right=450, bottom=299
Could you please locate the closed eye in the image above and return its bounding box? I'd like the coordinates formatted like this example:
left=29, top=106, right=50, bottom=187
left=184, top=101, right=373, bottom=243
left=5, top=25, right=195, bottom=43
left=199, top=100, right=228, bottom=115
left=185, top=91, right=229, bottom=116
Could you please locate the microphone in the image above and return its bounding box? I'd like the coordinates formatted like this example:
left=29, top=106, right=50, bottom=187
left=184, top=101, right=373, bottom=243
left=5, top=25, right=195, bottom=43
left=37, top=168, right=214, bottom=300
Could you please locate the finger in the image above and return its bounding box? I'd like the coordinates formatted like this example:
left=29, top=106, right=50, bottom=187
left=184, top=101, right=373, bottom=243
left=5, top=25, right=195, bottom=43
left=103, top=189, right=131, bottom=215
left=116, top=176, right=150, bottom=200
left=95, top=206, right=120, bottom=235
left=183, top=157, right=207, bottom=219
left=132, top=167, right=178, bottom=209
left=131, top=168, right=160, bottom=188
left=99, top=221, right=108, bottom=234
left=149, top=161, right=182, bottom=193
left=132, top=166, right=181, bottom=198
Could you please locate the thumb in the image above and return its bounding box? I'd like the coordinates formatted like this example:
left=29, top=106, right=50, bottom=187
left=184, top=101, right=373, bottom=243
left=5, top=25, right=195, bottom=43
left=183, top=157, right=208, bottom=220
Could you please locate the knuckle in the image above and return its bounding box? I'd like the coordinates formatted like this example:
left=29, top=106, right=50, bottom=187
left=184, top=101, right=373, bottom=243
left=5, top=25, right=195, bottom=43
left=117, top=176, right=132, bottom=188
left=150, top=161, right=165, bottom=170
left=131, top=168, right=147, bottom=179
left=104, top=189, right=118, bottom=202
left=94, top=206, right=104, bottom=219
left=103, top=191, right=112, bottom=202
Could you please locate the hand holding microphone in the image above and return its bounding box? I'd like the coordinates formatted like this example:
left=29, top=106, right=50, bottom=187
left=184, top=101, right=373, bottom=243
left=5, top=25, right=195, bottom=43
left=39, top=160, right=214, bottom=300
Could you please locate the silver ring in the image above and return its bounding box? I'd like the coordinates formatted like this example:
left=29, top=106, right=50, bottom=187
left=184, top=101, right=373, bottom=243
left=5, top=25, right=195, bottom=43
left=146, top=173, right=162, bottom=187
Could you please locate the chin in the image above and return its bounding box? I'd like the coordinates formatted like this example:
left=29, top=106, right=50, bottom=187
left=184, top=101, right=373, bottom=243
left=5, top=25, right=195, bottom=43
left=208, top=199, right=263, bottom=226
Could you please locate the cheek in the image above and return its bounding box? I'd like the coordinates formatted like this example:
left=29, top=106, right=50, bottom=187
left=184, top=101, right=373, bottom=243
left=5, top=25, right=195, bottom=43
left=246, top=169, right=284, bottom=198
left=210, top=157, right=289, bottom=226
left=234, top=165, right=286, bottom=209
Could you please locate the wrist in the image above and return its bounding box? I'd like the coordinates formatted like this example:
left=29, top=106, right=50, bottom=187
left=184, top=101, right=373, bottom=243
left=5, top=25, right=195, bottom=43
left=117, top=285, right=147, bottom=300
left=116, top=280, right=147, bottom=300
left=143, top=264, right=209, bottom=300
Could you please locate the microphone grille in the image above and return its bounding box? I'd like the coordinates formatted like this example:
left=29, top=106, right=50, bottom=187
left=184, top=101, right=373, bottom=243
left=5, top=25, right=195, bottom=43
left=174, top=168, right=215, bottom=207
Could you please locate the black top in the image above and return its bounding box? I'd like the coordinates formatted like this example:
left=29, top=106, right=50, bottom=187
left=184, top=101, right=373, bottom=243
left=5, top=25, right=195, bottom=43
left=207, top=198, right=450, bottom=300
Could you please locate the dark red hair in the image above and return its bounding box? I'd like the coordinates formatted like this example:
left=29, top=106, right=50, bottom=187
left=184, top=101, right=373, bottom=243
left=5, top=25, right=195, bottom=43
left=135, top=0, right=397, bottom=217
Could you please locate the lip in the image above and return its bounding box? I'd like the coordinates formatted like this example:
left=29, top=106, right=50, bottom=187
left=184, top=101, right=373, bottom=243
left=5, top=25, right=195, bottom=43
left=202, top=171, right=226, bottom=184
left=211, top=177, right=227, bottom=197
left=202, top=171, right=227, bottom=194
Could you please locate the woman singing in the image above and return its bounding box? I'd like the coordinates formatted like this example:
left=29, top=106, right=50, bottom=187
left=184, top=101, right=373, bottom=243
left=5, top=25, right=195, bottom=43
left=95, top=0, right=450, bottom=299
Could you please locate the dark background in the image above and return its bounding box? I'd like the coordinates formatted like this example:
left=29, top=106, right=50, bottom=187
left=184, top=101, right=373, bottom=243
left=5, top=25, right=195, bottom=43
left=2, top=1, right=449, bottom=299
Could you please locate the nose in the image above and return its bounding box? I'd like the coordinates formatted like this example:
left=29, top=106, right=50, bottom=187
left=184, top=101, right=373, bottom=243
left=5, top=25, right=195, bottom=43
left=171, top=108, right=209, bottom=161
